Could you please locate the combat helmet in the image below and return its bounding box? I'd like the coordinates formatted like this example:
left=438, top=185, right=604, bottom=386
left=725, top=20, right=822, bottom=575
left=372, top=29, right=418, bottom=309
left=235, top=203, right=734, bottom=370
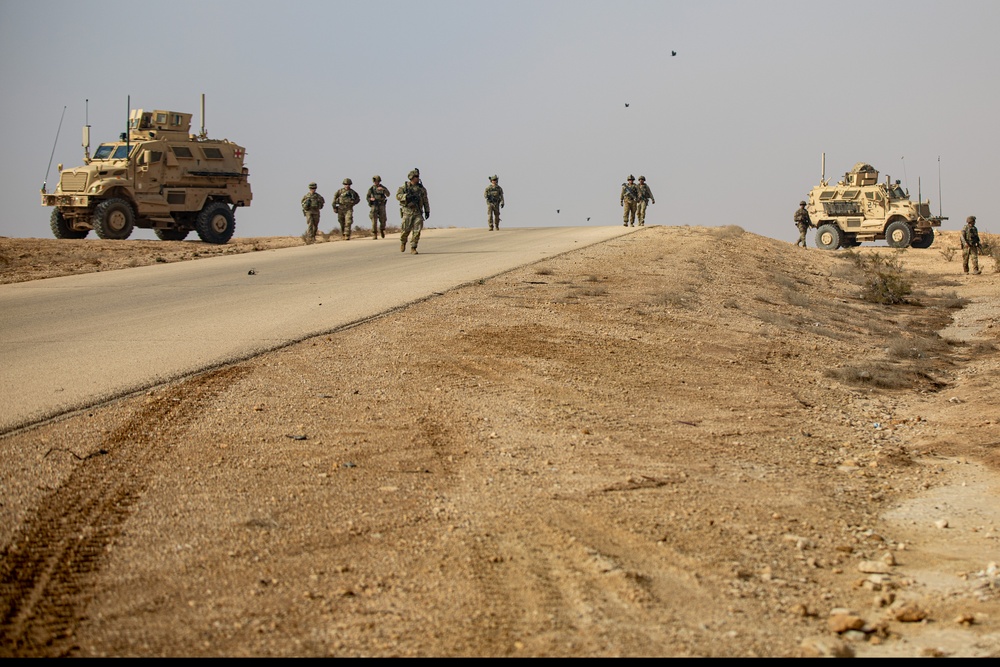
left=638, top=175, right=646, bottom=181
left=407, top=169, right=419, bottom=180
left=373, top=175, right=381, bottom=182
left=627, top=175, right=635, bottom=181
left=343, top=178, right=352, bottom=185
left=800, top=200, right=807, bottom=206
left=967, top=215, right=977, bottom=223
left=309, top=182, right=317, bottom=189
left=489, top=175, right=498, bottom=182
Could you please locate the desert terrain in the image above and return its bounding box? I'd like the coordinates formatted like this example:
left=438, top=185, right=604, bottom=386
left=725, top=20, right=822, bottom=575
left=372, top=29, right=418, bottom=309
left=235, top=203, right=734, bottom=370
left=0, top=226, right=998, bottom=657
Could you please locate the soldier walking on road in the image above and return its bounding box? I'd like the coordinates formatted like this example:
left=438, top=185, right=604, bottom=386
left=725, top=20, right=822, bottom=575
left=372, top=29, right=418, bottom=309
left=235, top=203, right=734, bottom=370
left=621, top=175, right=639, bottom=227
left=367, top=175, right=391, bottom=239
left=484, top=175, right=505, bottom=231
left=397, top=169, right=430, bottom=254
left=330, top=178, right=361, bottom=240
left=300, top=182, right=325, bottom=245
left=636, top=176, right=655, bottom=226
left=794, top=200, right=811, bottom=247
left=961, top=215, right=982, bottom=275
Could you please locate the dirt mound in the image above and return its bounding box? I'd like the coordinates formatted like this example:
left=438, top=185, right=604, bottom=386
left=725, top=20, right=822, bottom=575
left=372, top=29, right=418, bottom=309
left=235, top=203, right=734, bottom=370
left=1, top=227, right=997, bottom=657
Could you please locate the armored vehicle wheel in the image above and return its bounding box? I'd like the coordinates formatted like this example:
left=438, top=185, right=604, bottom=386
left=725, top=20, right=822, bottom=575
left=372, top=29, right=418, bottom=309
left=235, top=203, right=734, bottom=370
left=155, top=228, right=190, bottom=241
left=909, top=229, right=934, bottom=249
left=814, top=224, right=843, bottom=250
left=93, top=198, right=135, bottom=240
left=885, top=220, right=913, bottom=248
left=195, top=202, right=235, bottom=244
left=50, top=209, right=88, bottom=239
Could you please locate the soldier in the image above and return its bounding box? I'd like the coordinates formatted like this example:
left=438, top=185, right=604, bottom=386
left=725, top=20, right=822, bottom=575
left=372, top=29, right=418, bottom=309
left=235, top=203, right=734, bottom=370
left=484, top=175, right=504, bottom=231
left=367, top=175, right=391, bottom=239
left=330, top=178, right=361, bottom=240
left=397, top=169, right=430, bottom=254
left=636, top=176, right=655, bottom=226
left=621, top=175, right=639, bottom=227
left=300, top=182, right=325, bottom=245
left=794, top=200, right=811, bottom=247
left=961, top=215, right=982, bottom=275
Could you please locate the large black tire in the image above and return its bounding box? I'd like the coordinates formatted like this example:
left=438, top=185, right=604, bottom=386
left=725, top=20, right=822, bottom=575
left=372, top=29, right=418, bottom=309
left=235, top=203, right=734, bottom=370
left=50, top=209, right=88, bottom=239
left=155, top=228, right=190, bottom=241
left=814, top=224, right=843, bottom=250
left=195, top=202, right=235, bottom=244
left=885, top=220, right=913, bottom=248
left=92, top=198, right=135, bottom=240
left=909, top=229, right=934, bottom=249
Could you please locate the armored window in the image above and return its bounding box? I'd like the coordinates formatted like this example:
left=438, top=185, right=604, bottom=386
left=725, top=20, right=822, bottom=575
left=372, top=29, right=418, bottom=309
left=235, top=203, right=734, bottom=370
left=173, top=146, right=193, bottom=159
left=148, top=151, right=163, bottom=164
left=93, top=145, right=114, bottom=160
left=865, top=191, right=877, bottom=201
left=156, top=113, right=167, bottom=124
left=172, top=114, right=183, bottom=127
left=841, top=190, right=860, bottom=200
left=112, top=145, right=131, bottom=160
left=202, top=147, right=224, bottom=160
left=818, top=190, right=837, bottom=201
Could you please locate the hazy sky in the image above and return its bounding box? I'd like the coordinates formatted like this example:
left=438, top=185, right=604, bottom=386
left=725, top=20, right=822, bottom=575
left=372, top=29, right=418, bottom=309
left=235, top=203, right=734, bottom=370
left=1, top=0, right=997, bottom=243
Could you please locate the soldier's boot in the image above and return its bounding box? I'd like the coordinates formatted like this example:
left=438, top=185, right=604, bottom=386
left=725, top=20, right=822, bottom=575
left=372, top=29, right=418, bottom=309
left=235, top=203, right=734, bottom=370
left=322, top=231, right=330, bottom=242
left=401, top=241, right=406, bottom=252
left=489, top=225, right=494, bottom=231
left=380, top=228, right=385, bottom=238
left=411, top=247, right=418, bottom=254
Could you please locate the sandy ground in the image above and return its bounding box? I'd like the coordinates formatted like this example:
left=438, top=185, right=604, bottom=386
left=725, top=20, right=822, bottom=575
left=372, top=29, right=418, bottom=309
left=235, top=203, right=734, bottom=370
left=1, top=227, right=998, bottom=657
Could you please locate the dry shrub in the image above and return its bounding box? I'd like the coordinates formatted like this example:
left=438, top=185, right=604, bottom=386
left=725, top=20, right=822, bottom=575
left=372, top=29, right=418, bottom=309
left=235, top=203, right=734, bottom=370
left=826, top=362, right=912, bottom=389
left=887, top=336, right=945, bottom=360
left=843, top=252, right=913, bottom=304
left=938, top=246, right=956, bottom=262
left=712, top=225, right=745, bottom=240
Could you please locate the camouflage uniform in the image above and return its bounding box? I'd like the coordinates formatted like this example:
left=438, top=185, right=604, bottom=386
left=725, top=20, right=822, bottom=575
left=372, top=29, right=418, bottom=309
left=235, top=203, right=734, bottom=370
left=794, top=201, right=811, bottom=247
left=300, top=183, right=325, bottom=244
left=484, top=176, right=504, bottom=231
left=367, top=176, right=391, bottom=239
left=397, top=170, right=430, bottom=254
left=621, top=176, right=639, bottom=226
left=636, top=176, right=655, bottom=226
left=331, top=178, right=361, bottom=240
left=961, top=216, right=982, bottom=274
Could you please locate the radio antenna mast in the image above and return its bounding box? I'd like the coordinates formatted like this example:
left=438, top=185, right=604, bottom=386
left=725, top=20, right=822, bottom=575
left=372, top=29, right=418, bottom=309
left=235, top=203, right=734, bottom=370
left=937, top=156, right=943, bottom=218
left=42, top=105, right=67, bottom=193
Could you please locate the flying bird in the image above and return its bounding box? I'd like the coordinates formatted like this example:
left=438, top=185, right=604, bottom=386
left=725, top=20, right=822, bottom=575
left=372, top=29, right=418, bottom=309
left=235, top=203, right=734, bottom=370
left=625, top=103, right=630, bottom=108
left=556, top=209, right=560, bottom=213
left=587, top=217, right=591, bottom=221
left=671, top=51, right=677, bottom=56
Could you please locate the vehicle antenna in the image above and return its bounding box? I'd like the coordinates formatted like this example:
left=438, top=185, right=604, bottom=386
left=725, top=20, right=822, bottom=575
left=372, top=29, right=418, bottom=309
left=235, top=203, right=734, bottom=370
left=201, top=93, right=206, bottom=139
left=41, top=105, right=67, bottom=194
left=900, top=156, right=908, bottom=191
left=937, top=156, right=943, bottom=218
left=83, top=98, right=91, bottom=163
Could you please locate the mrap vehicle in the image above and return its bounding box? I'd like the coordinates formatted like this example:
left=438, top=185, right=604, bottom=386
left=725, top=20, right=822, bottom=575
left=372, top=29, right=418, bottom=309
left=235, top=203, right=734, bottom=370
left=40, top=96, right=251, bottom=243
left=805, top=156, right=945, bottom=250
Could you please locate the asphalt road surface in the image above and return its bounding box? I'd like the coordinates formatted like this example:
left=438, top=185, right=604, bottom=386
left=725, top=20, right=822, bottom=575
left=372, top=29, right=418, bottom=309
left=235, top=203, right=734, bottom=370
left=0, top=227, right=632, bottom=434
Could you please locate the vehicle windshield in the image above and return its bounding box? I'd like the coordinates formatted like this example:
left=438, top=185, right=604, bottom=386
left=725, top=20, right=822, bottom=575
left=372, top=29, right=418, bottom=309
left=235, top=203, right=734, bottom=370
left=888, top=185, right=907, bottom=199
left=92, top=144, right=133, bottom=160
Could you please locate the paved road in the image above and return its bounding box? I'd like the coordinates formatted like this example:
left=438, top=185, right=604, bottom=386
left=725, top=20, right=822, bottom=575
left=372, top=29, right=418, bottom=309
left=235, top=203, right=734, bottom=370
left=0, top=227, right=634, bottom=433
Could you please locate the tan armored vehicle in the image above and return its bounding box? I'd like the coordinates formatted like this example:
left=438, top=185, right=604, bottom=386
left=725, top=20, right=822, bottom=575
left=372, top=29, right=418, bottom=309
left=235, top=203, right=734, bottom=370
left=41, top=96, right=251, bottom=243
left=805, top=158, right=945, bottom=250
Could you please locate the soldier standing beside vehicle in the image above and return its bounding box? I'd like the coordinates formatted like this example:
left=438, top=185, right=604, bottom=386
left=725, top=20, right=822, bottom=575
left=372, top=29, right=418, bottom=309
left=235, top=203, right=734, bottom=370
left=621, top=175, right=639, bottom=227
left=636, top=176, right=655, bottom=226
left=961, top=215, right=982, bottom=275
left=330, top=178, right=361, bottom=240
left=300, top=182, right=325, bottom=245
left=367, top=175, right=391, bottom=239
left=397, top=169, right=430, bottom=254
left=794, top=200, right=811, bottom=247
left=484, top=175, right=504, bottom=231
